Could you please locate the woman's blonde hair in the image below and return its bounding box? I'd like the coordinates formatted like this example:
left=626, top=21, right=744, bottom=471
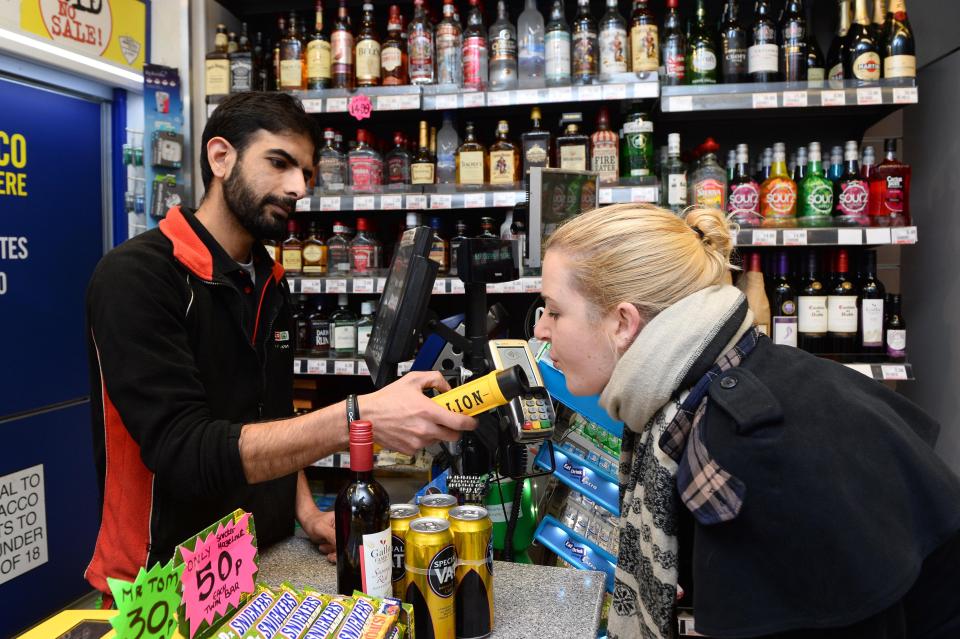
left=544, top=203, right=736, bottom=319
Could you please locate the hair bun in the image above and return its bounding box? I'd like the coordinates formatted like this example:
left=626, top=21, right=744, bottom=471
left=684, top=207, right=734, bottom=263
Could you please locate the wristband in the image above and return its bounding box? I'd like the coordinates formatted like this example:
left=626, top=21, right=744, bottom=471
left=345, top=394, right=360, bottom=428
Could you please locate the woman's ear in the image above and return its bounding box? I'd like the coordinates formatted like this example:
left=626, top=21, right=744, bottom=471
left=613, top=302, right=645, bottom=353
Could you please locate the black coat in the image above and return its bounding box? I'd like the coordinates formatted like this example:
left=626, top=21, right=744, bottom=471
left=689, top=337, right=960, bottom=638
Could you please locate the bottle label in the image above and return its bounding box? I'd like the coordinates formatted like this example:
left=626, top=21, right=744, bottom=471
left=559, top=145, right=587, bottom=171
left=320, top=156, right=345, bottom=190
left=828, top=62, right=844, bottom=81
left=524, top=141, right=549, bottom=167
left=490, top=149, right=517, bottom=185
left=351, top=245, right=376, bottom=272
left=303, top=244, right=327, bottom=271
left=665, top=49, right=685, bottom=79
left=360, top=527, right=393, bottom=599
left=747, top=43, right=778, bottom=74
left=882, top=174, right=905, bottom=214
left=349, top=157, right=383, bottom=189
left=665, top=173, right=687, bottom=206
left=798, top=296, right=828, bottom=333
left=773, top=315, right=798, bottom=348
left=599, top=28, right=628, bottom=74
left=230, top=58, right=252, bottom=92
left=430, top=239, right=448, bottom=269
left=436, top=30, right=462, bottom=84
left=691, top=48, right=717, bottom=73
left=837, top=179, right=869, bottom=216
left=381, top=46, right=402, bottom=72
left=458, top=151, right=485, bottom=184
left=491, top=30, right=517, bottom=61
left=694, top=178, right=725, bottom=209
left=519, top=33, right=545, bottom=65
left=572, top=30, right=598, bottom=76
left=862, top=298, right=884, bottom=347
left=333, top=324, right=357, bottom=349
left=807, top=66, right=825, bottom=81
left=331, top=31, right=354, bottom=75
left=411, top=162, right=435, bottom=185
left=884, top=55, right=916, bottom=79
left=729, top=182, right=760, bottom=217
left=206, top=59, right=230, bottom=95
left=280, top=60, right=303, bottom=89
left=282, top=248, right=302, bottom=272
left=463, top=37, right=488, bottom=88
left=357, top=325, right=373, bottom=354
left=827, top=296, right=858, bottom=333
left=545, top=31, right=571, bottom=81
left=723, top=45, right=747, bottom=75
left=853, top=51, right=881, bottom=80
left=630, top=24, right=659, bottom=72
left=762, top=180, right=797, bottom=218
left=409, top=33, right=435, bottom=81
left=307, top=40, right=332, bottom=80
left=387, top=156, right=409, bottom=184
left=886, top=329, right=906, bottom=355
left=356, top=39, right=382, bottom=81
left=591, top=140, right=619, bottom=185
left=311, top=321, right=330, bottom=350
left=801, top=182, right=834, bottom=217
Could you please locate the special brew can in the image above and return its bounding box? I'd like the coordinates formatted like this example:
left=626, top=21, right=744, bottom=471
left=418, top=493, right=458, bottom=519
left=449, top=505, right=494, bottom=639
left=390, top=503, right=420, bottom=599
left=404, top=517, right=457, bottom=639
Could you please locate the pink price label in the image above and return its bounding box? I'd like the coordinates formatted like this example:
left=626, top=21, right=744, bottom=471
left=179, top=513, right=258, bottom=638
left=348, top=94, right=373, bottom=121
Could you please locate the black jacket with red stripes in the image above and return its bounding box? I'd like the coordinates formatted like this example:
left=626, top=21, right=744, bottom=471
left=84, top=206, right=296, bottom=594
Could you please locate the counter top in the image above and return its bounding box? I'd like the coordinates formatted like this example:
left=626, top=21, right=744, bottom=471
left=259, top=536, right=605, bottom=639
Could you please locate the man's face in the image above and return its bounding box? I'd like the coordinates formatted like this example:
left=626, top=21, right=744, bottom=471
left=221, top=130, right=314, bottom=242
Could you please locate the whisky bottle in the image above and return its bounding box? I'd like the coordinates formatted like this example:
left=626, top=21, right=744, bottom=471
left=307, top=0, right=331, bottom=89
left=456, top=122, right=487, bottom=186
left=280, top=13, right=306, bottom=90
left=229, top=23, right=254, bottom=93
left=521, top=107, right=551, bottom=183
left=488, top=120, right=519, bottom=186
left=205, top=24, right=231, bottom=97
left=302, top=221, right=328, bottom=274
left=555, top=113, right=589, bottom=171
left=385, top=132, right=412, bottom=185
left=282, top=220, right=303, bottom=273
left=356, top=3, right=381, bottom=87
left=381, top=5, right=408, bottom=85
left=411, top=121, right=436, bottom=185
left=332, top=0, right=355, bottom=89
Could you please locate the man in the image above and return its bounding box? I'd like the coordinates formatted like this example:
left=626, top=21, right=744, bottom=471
left=84, top=92, right=475, bottom=602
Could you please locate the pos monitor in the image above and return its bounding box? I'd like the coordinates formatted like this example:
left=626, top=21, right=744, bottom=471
left=364, top=226, right=438, bottom=388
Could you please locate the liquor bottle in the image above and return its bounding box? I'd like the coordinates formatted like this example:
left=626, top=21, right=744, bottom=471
left=356, top=301, right=376, bottom=355
left=227, top=30, right=238, bottom=55
left=521, top=107, right=551, bottom=182
left=686, top=0, right=718, bottom=85
left=229, top=23, right=254, bottom=93
left=319, top=128, right=346, bottom=192
left=738, top=252, right=771, bottom=335
left=828, top=145, right=845, bottom=188
left=254, top=31, right=269, bottom=91
left=798, top=251, right=828, bottom=353
left=272, top=16, right=285, bottom=91
left=480, top=217, right=498, bottom=238
left=489, top=0, right=519, bottom=90
left=621, top=111, right=654, bottom=178
left=846, top=0, right=881, bottom=82
left=385, top=133, right=412, bottom=185
left=572, top=0, right=599, bottom=85
left=556, top=113, right=590, bottom=171
left=760, top=147, right=773, bottom=181
left=728, top=143, right=761, bottom=226
left=689, top=138, right=727, bottom=210
left=463, top=0, right=488, bottom=90
left=331, top=1, right=354, bottom=89
left=350, top=217, right=380, bottom=273
left=805, top=1, right=826, bottom=81
left=435, top=114, right=459, bottom=184
left=719, top=0, right=748, bottom=83
left=356, top=3, right=381, bottom=87
left=779, top=0, right=808, bottom=83
left=206, top=24, right=231, bottom=97
left=334, top=420, right=393, bottom=598
left=429, top=217, right=451, bottom=274
left=429, top=126, right=438, bottom=166
left=308, top=300, right=331, bottom=356
left=518, top=0, right=546, bottom=88
left=302, top=221, right=328, bottom=274
left=263, top=236, right=281, bottom=264
left=348, top=129, right=384, bottom=192
left=885, top=293, right=906, bottom=361
left=827, top=0, right=851, bottom=81
left=883, top=0, right=915, bottom=80
left=661, top=133, right=687, bottom=214
left=770, top=251, right=798, bottom=347
left=599, top=0, right=629, bottom=81
left=545, top=0, right=572, bottom=86
left=874, top=138, right=911, bottom=225
left=306, top=2, right=332, bottom=89
left=408, top=0, right=435, bottom=85
left=437, top=0, right=463, bottom=86
left=489, top=120, right=520, bottom=186
left=450, top=219, right=469, bottom=277
left=760, top=142, right=798, bottom=224
left=827, top=249, right=859, bottom=354
left=630, top=0, right=658, bottom=74
left=381, top=5, right=408, bottom=86
left=871, top=0, right=887, bottom=51
left=330, top=293, right=359, bottom=357
left=281, top=220, right=303, bottom=273
left=859, top=250, right=886, bottom=354
left=727, top=150, right=737, bottom=182
left=661, top=0, right=685, bottom=86
left=834, top=140, right=870, bottom=226
left=411, top=121, right=436, bottom=185
left=794, top=146, right=808, bottom=181
left=798, top=142, right=835, bottom=226
left=292, top=297, right=308, bottom=355
left=748, top=0, right=779, bottom=83
left=456, top=122, right=487, bottom=186
left=280, top=13, right=305, bottom=91
left=590, top=108, right=619, bottom=185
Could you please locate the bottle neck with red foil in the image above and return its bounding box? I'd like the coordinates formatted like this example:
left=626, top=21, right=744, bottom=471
left=349, top=420, right=374, bottom=476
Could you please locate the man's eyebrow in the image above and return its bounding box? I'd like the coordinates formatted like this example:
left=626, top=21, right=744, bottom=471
left=266, top=148, right=300, bottom=166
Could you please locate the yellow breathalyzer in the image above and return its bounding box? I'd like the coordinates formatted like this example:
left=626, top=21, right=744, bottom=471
left=432, top=366, right=531, bottom=416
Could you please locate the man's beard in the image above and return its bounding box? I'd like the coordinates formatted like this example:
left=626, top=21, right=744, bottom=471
left=222, top=160, right=297, bottom=242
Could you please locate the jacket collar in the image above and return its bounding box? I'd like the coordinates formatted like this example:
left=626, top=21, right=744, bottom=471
left=158, top=206, right=284, bottom=283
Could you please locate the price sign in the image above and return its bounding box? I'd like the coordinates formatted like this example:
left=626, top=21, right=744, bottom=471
left=821, top=90, right=846, bottom=106
left=320, top=196, right=341, bottom=211
left=891, top=227, right=918, bottom=244
left=630, top=187, right=656, bottom=203
left=376, top=278, right=387, bottom=293
left=847, top=364, right=874, bottom=378
left=295, top=198, right=311, bottom=212
left=865, top=228, right=892, bottom=245
left=547, top=87, right=573, bottom=102
left=108, top=561, right=184, bottom=639
left=433, top=279, right=448, bottom=294
left=306, top=359, right=325, bottom=374
left=579, top=85, right=603, bottom=101
left=326, top=97, right=348, bottom=112
left=352, top=278, right=375, bottom=293
left=406, top=194, right=427, bottom=209
left=893, top=87, right=918, bottom=104
left=598, top=188, right=613, bottom=204
left=668, top=95, right=693, bottom=112
left=783, top=229, right=807, bottom=246
left=301, top=99, right=323, bottom=113
left=881, top=364, right=909, bottom=381
left=522, top=277, right=543, bottom=293
left=516, top=89, right=540, bottom=103
left=175, top=511, right=259, bottom=639
left=752, top=229, right=777, bottom=246
left=450, top=279, right=466, bottom=295
left=464, top=193, right=486, bottom=208
left=381, top=194, right=403, bottom=210
left=399, top=94, right=421, bottom=109
left=326, top=278, right=348, bottom=293
left=487, top=91, right=510, bottom=106
left=501, top=279, right=523, bottom=294
left=782, top=91, right=808, bottom=108
left=430, top=194, right=453, bottom=209
left=752, top=92, right=778, bottom=109
left=356, top=360, right=370, bottom=376
left=837, top=228, right=863, bottom=245
left=856, top=87, right=882, bottom=105
left=334, top=360, right=355, bottom=375
left=462, top=92, right=486, bottom=108
left=354, top=196, right=375, bottom=210
left=375, top=95, right=399, bottom=110
left=602, top=84, right=627, bottom=100
left=492, top=191, right=517, bottom=207
left=436, top=93, right=458, bottom=109
left=300, top=278, right=324, bottom=294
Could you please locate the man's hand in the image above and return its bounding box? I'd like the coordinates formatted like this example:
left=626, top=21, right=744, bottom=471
left=359, top=371, right=477, bottom=455
left=298, top=507, right=336, bottom=563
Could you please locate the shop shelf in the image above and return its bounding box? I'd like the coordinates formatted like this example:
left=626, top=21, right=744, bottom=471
left=534, top=514, right=617, bottom=593
left=287, top=274, right=542, bottom=295
left=206, top=85, right=422, bottom=117
left=294, top=356, right=413, bottom=376
left=535, top=443, right=619, bottom=516
left=734, top=225, right=917, bottom=247
left=843, top=362, right=913, bottom=381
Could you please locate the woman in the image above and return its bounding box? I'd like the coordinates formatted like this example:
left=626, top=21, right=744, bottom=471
left=534, top=203, right=960, bottom=639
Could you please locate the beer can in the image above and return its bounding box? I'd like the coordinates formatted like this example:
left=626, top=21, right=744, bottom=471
left=418, top=493, right=458, bottom=520
left=449, top=505, right=494, bottom=639
left=404, top=517, right=456, bottom=639
left=390, top=503, right=420, bottom=599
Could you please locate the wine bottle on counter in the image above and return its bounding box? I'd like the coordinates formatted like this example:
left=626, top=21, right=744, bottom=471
left=336, top=420, right=392, bottom=598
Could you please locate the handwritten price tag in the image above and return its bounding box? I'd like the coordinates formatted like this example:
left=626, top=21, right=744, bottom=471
left=752, top=92, right=779, bottom=109
left=464, top=193, right=486, bottom=208
left=108, top=561, right=183, bottom=639
left=783, top=229, right=807, bottom=245
left=175, top=511, right=259, bottom=639
left=354, top=196, right=375, bottom=210
left=821, top=90, right=846, bottom=106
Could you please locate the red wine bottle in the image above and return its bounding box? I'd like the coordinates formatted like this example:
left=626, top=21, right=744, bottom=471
left=335, top=420, right=392, bottom=598
left=827, top=249, right=859, bottom=355
left=858, top=249, right=886, bottom=355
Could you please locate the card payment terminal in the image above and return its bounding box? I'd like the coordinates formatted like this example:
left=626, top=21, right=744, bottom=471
left=486, top=339, right=555, bottom=441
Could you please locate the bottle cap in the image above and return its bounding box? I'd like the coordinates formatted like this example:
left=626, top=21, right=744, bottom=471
left=363, top=3, right=373, bottom=10
left=338, top=293, right=349, bottom=305
left=356, top=129, right=369, bottom=144
left=700, top=137, right=720, bottom=155
left=668, top=133, right=681, bottom=156
left=531, top=107, right=542, bottom=120
left=884, top=138, right=897, bottom=153
left=736, top=143, right=749, bottom=164
left=430, top=216, right=442, bottom=230
left=356, top=217, right=369, bottom=231
left=797, top=147, right=808, bottom=162
left=844, top=140, right=859, bottom=161
left=862, top=145, right=876, bottom=163
left=406, top=212, right=420, bottom=227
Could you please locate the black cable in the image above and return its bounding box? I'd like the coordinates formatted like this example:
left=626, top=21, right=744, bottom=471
left=523, top=295, right=544, bottom=340
left=503, top=476, right=523, bottom=562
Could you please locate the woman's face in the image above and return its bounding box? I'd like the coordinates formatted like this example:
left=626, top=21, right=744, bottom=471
left=534, top=250, right=621, bottom=396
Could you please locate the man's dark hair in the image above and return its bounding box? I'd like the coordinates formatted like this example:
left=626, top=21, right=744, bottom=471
left=200, top=92, right=321, bottom=190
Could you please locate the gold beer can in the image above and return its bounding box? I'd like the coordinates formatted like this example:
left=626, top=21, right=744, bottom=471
left=390, top=503, right=420, bottom=599
left=449, top=505, right=494, bottom=639
left=418, top=493, right=458, bottom=519
left=404, top=517, right=457, bottom=639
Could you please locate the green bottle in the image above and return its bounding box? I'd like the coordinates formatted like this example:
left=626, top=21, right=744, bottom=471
left=798, top=142, right=835, bottom=227
left=685, top=0, right=718, bottom=84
